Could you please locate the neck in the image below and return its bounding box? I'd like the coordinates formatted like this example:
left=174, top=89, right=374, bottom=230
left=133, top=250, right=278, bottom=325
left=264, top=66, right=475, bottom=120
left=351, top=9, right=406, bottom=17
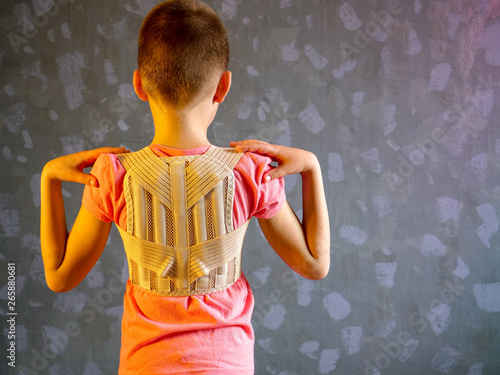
left=149, top=98, right=217, bottom=149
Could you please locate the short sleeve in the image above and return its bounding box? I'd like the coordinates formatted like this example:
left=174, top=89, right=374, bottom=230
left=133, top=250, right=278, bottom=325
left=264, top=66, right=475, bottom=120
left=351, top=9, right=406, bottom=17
left=82, top=153, right=127, bottom=227
left=232, top=152, right=286, bottom=227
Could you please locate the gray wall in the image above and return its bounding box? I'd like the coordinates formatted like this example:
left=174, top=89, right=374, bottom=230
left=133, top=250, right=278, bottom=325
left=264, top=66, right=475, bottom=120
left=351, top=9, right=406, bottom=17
left=1, top=0, right=500, bottom=374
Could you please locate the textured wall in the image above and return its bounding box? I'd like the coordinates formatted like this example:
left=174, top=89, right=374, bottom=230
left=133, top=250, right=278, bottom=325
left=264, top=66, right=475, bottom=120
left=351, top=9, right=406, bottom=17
left=1, top=0, right=500, bottom=374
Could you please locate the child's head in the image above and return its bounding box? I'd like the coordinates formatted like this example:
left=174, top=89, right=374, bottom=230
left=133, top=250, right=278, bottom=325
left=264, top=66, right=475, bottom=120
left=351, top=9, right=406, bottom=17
left=138, top=0, right=229, bottom=113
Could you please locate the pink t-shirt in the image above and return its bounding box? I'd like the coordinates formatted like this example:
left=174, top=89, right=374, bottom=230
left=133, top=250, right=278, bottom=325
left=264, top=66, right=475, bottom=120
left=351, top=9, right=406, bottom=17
left=82, top=144, right=285, bottom=375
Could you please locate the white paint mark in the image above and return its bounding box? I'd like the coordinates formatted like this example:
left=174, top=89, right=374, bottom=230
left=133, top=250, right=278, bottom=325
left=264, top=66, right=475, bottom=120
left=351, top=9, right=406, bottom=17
left=221, top=0, right=239, bottom=20
left=361, top=148, right=382, bottom=174
left=339, top=224, right=367, bottom=245
left=118, top=84, right=136, bottom=100
left=410, top=234, right=447, bottom=258
left=53, top=290, right=87, bottom=314
left=387, top=139, right=400, bottom=151
left=381, top=47, right=391, bottom=75
left=375, top=262, right=397, bottom=288
left=481, top=24, right=500, bottom=66
left=466, top=363, right=484, bottom=375
left=2, top=103, right=26, bottom=133
left=49, top=109, right=59, bottom=121
left=17, top=155, right=28, bottom=163
left=473, top=89, right=494, bottom=118
left=426, top=303, right=451, bottom=335
left=296, top=279, right=314, bottom=306
left=328, top=153, right=344, bottom=182
left=246, top=65, right=259, bottom=76
left=22, top=130, right=33, bottom=149
left=42, top=326, right=69, bottom=354
left=257, top=338, right=278, bottom=354
left=299, top=340, right=320, bottom=359
left=431, top=346, right=462, bottom=374
left=21, top=60, right=48, bottom=91
left=414, top=0, right=422, bottom=13
left=117, top=119, right=130, bottom=131
left=280, top=40, right=300, bottom=62
left=83, top=362, right=103, bottom=375
left=61, top=22, right=71, bottom=39
left=104, top=59, right=118, bottom=85
left=372, top=195, right=392, bottom=219
left=242, top=17, right=249, bottom=25
left=29, top=255, right=45, bottom=283
left=355, top=199, right=368, bottom=212
left=436, top=197, right=463, bottom=223
left=469, top=153, right=488, bottom=182
left=0, top=195, right=20, bottom=238
left=252, top=267, right=271, bottom=288
left=280, top=0, right=292, bottom=8
left=47, top=29, right=56, bottom=42
left=476, top=203, right=499, bottom=249
left=23, top=45, right=35, bottom=54
left=399, top=338, right=419, bottom=362
left=4, top=84, right=15, bottom=97
left=13, top=3, right=35, bottom=36
left=304, top=44, right=328, bottom=70
left=86, top=263, right=105, bottom=288
left=428, top=63, right=451, bottom=91
left=56, top=51, right=87, bottom=110
left=298, top=103, right=325, bottom=134
left=97, top=18, right=127, bottom=39
left=306, top=15, right=313, bottom=29
left=257, top=107, right=267, bottom=122
left=448, top=12, right=461, bottom=39
left=14, top=325, right=28, bottom=352
left=406, top=29, right=422, bottom=55
left=340, top=326, right=363, bottom=355
left=323, top=292, right=351, bottom=321
left=262, top=304, right=286, bottom=330
left=453, top=257, right=470, bottom=279
left=339, top=2, right=362, bottom=31
left=375, top=319, right=396, bottom=338
left=473, top=283, right=500, bottom=312
left=61, top=135, right=85, bottom=154
left=274, top=119, right=291, bottom=147
left=380, top=103, right=396, bottom=136
left=319, top=349, right=340, bottom=374
left=332, top=59, right=357, bottom=79
left=351, top=91, right=365, bottom=122
left=3, top=146, right=13, bottom=160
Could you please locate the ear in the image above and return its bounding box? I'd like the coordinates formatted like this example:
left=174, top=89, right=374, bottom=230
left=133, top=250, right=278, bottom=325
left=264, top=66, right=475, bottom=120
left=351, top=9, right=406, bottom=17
left=213, top=71, right=232, bottom=104
left=133, top=70, right=149, bottom=101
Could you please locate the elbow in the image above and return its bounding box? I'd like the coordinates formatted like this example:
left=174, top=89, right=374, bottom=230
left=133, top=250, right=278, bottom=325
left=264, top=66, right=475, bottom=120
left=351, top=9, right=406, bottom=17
left=304, top=257, right=330, bottom=280
left=45, top=275, right=74, bottom=293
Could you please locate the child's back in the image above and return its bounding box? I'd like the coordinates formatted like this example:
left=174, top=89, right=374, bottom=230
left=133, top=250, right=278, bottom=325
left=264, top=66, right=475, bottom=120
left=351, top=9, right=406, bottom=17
left=40, top=1, right=330, bottom=374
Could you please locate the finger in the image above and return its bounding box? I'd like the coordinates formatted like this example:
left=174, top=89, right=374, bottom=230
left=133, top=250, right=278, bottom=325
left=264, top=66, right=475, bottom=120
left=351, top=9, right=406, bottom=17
left=231, top=141, right=277, bottom=157
left=60, top=169, right=100, bottom=187
left=263, top=164, right=295, bottom=182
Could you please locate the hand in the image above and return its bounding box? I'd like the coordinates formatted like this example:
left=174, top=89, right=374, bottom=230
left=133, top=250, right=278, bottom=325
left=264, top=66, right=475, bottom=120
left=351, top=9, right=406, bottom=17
left=230, top=139, right=319, bottom=182
left=42, top=147, right=129, bottom=187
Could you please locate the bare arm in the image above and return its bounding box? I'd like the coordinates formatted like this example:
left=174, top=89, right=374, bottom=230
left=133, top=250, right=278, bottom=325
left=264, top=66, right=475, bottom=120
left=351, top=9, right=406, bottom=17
left=40, top=147, right=127, bottom=292
left=231, top=140, right=330, bottom=280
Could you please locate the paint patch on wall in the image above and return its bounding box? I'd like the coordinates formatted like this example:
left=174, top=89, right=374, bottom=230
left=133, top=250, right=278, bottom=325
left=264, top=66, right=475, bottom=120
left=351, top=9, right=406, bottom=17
left=323, top=292, right=351, bottom=321
left=340, top=326, right=363, bottom=355
left=473, top=283, right=500, bottom=312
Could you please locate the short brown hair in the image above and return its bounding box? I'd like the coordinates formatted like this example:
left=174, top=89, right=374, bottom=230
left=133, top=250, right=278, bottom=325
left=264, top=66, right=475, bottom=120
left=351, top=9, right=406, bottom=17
left=138, top=0, right=229, bottom=111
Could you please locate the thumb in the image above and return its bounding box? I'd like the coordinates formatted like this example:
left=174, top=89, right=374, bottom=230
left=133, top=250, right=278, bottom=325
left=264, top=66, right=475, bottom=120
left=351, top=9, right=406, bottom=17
left=87, top=175, right=99, bottom=187
left=263, top=166, right=284, bottom=183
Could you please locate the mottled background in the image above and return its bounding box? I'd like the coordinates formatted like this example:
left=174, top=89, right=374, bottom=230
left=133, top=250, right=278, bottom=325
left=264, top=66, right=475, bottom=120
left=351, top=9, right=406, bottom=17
left=1, top=0, right=500, bottom=374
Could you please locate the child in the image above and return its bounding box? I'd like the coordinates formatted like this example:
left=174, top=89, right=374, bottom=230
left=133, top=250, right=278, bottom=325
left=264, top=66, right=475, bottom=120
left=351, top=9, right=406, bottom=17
left=40, top=0, right=330, bottom=373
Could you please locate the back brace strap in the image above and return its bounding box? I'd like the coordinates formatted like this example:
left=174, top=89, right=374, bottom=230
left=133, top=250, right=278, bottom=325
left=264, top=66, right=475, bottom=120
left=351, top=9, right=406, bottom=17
left=117, top=146, right=248, bottom=296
